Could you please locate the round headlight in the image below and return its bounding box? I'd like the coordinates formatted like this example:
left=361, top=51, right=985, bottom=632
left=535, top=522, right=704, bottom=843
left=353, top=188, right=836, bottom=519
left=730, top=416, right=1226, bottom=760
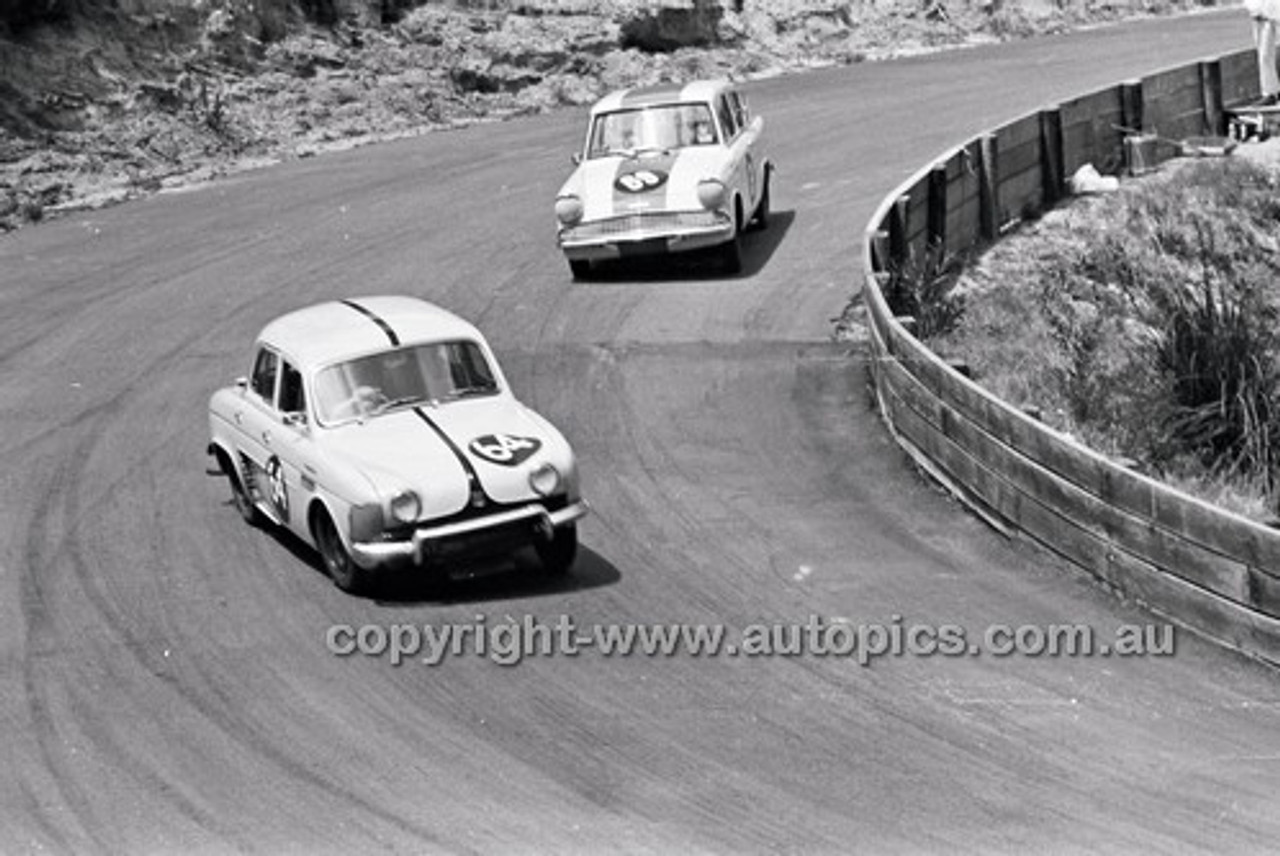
left=697, top=179, right=726, bottom=210
left=389, top=490, right=421, bottom=524
left=528, top=462, right=561, bottom=497
left=555, top=195, right=584, bottom=225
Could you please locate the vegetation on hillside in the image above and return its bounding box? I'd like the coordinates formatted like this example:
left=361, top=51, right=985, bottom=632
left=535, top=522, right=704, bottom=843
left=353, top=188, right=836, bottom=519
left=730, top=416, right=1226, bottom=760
left=1, top=0, right=1224, bottom=231
left=927, top=156, right=1280, bottom=522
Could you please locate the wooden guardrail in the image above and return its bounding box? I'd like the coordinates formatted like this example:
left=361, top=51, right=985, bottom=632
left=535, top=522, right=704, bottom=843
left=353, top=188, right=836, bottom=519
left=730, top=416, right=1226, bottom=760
left=861, top=46, right=1280, bottom=666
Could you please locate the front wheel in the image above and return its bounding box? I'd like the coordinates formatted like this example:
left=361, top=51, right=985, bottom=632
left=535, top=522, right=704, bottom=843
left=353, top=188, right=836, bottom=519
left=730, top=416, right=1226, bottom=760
left=536, top=524, right=578, bottom=576
left=720, top=228, right=743, bottom=275
left=220, top=452, right=260, bottom=526
left=314, top=509, right=369, bottom=594
left=750, top=173, right=771, bottom=232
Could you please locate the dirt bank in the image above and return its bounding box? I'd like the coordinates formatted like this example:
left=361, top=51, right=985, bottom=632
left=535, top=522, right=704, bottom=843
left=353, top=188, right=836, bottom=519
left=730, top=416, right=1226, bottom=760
left=0, top=0, right=1223, bottom=232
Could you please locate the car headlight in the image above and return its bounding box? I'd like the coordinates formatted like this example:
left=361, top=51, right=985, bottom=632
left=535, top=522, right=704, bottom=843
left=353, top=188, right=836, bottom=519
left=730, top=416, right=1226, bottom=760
left=528, top=462, right=561, bottom=497
left=555, top=195, right=584, bottom=225
left=697, top=179, right=726, bottom=210
left=389, top=489, right=421, bottom=524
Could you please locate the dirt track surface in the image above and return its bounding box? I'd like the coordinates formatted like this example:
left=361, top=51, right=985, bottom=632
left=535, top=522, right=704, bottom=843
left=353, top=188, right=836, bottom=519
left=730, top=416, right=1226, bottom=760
left=4, top=11, right=1280, bottom=853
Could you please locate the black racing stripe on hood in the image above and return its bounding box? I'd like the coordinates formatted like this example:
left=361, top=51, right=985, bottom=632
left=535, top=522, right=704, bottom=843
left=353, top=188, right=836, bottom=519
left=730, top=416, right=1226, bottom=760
left=341, top=299, right=400, bottom=346
left=413, top=407, right=492, bottom=504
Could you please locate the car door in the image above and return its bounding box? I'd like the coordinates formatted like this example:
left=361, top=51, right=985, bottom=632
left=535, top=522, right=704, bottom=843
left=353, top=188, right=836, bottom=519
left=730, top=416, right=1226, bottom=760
left=267, top=356, right=320, bottom=540
left=715, top=92, right=753, bottom=218
left=730, top=90, right=764, bottom=211
left=237, top=345, right=290, bottom=526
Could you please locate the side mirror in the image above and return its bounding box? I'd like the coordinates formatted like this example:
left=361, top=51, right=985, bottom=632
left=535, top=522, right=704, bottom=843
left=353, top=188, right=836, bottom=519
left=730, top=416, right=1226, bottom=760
left=283, top=411, right=308, bottom=429
left=571, top=152, right=583, bottom=166
left=235, top=376, right=248, bottom=390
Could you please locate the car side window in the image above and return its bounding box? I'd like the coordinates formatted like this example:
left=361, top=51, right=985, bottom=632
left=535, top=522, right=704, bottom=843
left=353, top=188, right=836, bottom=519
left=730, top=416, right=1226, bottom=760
left=716, top=95, right=737, bottom=142
left=731, top=91, right=748, bottom=129
left=250, top=347, right=278, bottom=403
left=278, top=360, right=305, bottom=415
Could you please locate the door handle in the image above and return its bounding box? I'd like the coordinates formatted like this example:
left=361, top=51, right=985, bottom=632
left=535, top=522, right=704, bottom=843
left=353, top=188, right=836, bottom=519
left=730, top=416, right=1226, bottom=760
left=262, top=430, right=272, bottom=445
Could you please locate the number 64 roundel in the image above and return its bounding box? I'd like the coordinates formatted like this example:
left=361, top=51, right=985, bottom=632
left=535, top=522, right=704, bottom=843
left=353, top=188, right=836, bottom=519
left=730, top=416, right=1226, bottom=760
left=469, top=434, right=542, bottom=466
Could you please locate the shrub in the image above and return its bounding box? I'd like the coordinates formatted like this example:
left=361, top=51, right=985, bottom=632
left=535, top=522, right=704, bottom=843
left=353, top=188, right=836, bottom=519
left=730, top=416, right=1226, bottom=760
left=943, top=155, right=1280, bottom=519
left=1154, top=275, right=1279, bottom=484
left=882, top=239, right=966, bottom=340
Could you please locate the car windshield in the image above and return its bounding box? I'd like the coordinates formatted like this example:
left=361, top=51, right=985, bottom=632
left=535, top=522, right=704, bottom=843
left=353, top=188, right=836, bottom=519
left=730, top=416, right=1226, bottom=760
left=313, top=340, right=498, bottom=425
left=587, top=103, right=717, bottom=158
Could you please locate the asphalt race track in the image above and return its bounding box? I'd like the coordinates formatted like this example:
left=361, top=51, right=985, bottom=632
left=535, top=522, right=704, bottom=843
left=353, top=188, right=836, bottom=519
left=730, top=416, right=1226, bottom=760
left=3, top=11, right=1280, bottom=853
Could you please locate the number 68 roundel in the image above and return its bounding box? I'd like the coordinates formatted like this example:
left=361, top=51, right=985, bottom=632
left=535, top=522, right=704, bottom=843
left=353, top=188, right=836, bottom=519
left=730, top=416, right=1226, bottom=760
left=615, top=169, right=668, bottom=193
left=469, top=434, right=542, bottom=466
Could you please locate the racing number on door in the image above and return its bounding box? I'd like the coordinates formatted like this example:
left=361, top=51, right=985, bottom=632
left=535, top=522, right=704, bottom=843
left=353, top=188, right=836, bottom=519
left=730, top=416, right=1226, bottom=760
left=265, top=454, right=290, bottom=522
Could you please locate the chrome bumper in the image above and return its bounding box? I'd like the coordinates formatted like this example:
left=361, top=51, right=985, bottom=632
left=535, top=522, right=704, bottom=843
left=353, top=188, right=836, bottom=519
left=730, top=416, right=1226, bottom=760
left=349, top=500, right=590, bottom=569
left=559, top=213, right=734, bottom=260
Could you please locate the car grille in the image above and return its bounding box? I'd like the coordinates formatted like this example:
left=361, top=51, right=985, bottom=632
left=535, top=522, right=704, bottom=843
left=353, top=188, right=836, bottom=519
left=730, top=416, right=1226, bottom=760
left=431, top=519, right=536, bottom=562
left=567, top=210, right=722, bottom=240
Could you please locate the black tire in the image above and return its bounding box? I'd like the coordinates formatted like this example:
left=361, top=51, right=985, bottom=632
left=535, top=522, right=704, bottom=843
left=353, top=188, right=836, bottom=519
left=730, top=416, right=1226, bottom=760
left=314, top=509, right=369, bottom=594
left=569, top=258, right=591, bottom=280
left=536, top=524, right=578, bottom=576
left=720, top=227, right=743, bottom=275
left=221, top=453, right=261, bottom=526
left=750, top=172, right=771, bottom=232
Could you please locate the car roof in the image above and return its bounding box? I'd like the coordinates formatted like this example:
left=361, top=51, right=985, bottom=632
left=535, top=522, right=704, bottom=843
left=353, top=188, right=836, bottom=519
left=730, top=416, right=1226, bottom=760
left=258, top=296, right=485, bottom=368
left=590, top=79, right=731, bottom=114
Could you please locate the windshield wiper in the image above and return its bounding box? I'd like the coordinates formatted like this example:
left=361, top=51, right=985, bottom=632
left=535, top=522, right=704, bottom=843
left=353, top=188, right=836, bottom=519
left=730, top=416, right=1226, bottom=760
left=437, top=385, right=497, bottom=403
left=598, top=145, right=670, bottom=160
left=372, top=395, right=424, bottom=415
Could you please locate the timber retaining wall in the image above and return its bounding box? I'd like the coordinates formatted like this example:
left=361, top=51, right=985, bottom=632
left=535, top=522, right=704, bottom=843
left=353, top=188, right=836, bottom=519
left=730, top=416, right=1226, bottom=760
left=860, top=46, right=1280, bottom=665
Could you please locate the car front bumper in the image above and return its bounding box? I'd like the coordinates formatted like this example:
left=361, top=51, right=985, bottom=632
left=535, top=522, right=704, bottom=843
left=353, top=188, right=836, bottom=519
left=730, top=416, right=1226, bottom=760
left=348, top=499, right=590, bottom=569
left=559, top=211, right=734, bottom=260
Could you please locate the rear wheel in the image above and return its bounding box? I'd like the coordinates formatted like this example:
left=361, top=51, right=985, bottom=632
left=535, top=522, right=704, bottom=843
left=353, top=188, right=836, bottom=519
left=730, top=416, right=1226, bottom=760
left=536, top=524, right=578, bottom=576
left=314, top=509, right=369, bottom=594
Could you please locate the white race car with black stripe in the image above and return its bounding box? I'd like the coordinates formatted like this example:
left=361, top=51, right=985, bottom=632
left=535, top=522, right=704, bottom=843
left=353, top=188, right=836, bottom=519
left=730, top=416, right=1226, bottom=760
left=207, top=296, right=588, bottom=594
left=555, top=79, right=774, bottom=278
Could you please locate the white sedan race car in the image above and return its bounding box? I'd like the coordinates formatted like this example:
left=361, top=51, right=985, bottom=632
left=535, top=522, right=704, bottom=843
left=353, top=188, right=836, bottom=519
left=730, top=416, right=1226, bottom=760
left=207, top=296, right=588, bottom=594
left=554, top=79, right=773, bottom=278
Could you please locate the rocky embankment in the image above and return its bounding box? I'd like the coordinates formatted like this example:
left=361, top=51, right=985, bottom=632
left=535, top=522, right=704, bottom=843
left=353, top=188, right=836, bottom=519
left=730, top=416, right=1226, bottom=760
left=0, top=0, right=1215, bottom=231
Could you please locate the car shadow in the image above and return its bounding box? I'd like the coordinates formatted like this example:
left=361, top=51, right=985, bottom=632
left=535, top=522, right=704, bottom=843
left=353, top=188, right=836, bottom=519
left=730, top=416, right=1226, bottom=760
left=370, top=545, right=621, bottom=607
left=577, top=208, right=795, bottom=283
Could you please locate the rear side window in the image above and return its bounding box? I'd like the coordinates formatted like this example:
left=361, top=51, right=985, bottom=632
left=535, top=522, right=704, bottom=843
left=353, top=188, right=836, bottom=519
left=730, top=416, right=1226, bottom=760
left=250, top=348, right=278, bottom=401
left=716, top=95, right=737, bottom=141
left=730, top=91, right=748, bottom=129
left=278, top=360, right=306, bottom=414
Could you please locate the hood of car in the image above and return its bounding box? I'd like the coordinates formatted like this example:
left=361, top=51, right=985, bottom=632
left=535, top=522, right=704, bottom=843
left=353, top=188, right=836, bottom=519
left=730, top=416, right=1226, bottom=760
left=569, top=146, right=728, bottom=221
left=321, top=398, right=570, bottom=519
left=427, top=398, right=573, bottom=504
